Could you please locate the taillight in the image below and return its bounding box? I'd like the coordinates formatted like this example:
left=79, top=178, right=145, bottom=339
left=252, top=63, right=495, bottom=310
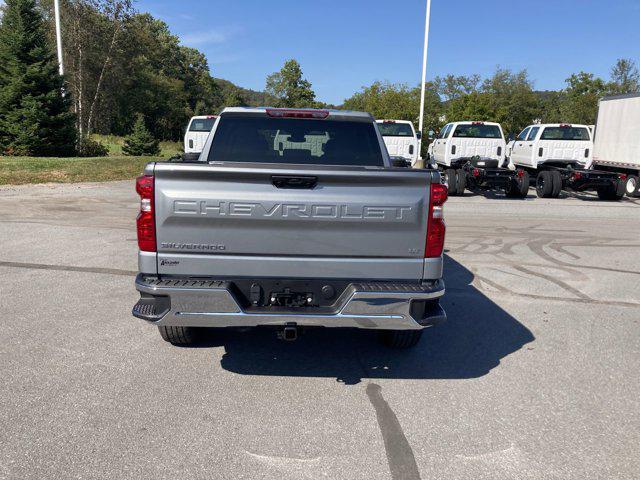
left=266, top=108, right=329, bottom=119
left=136, top=175, right=156, bottom=252
left=425, top=183, right=447, bottom=258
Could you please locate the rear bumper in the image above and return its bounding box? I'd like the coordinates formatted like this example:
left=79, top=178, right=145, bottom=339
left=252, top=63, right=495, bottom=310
left=133, top=275, right=446, bottom=331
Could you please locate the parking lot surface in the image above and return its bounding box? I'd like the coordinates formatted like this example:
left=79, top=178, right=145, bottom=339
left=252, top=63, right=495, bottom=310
left=1, top=181, right=639, bottom=480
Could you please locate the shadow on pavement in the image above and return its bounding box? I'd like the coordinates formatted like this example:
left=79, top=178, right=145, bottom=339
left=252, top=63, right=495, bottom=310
left=195, top=255, right=535, bottom=385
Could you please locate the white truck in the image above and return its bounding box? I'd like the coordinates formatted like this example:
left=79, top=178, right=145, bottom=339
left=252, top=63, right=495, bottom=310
left=429, top=121, right=528, bottom=198
left=184, top=115, right=217, bottom=154
left=507, top=123, right=626, bottom=200
left=590, top=94, right=640, bottom=197
left=376, top=120, right=420, bottom=166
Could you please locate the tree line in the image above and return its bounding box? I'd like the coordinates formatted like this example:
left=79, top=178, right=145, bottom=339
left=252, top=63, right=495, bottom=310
left=0, top=0, right=638, bottom=157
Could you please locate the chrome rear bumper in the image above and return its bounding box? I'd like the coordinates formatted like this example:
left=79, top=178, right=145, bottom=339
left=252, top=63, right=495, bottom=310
left=133, top=275, right=446, bottom=331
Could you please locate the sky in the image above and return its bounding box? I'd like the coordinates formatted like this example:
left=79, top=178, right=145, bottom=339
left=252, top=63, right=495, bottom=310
left=137, top=0, right=640, bottom=105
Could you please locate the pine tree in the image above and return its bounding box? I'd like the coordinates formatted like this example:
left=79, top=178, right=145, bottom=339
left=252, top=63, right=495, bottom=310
left=0, top=0, right=76, bottom=156
left=122, top=115, right=160, bottom=156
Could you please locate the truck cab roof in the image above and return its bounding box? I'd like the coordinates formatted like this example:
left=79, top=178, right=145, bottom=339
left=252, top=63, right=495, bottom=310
left=449, top=121, right=502, bottom=127
left=220, top=107, right=375, bottom=122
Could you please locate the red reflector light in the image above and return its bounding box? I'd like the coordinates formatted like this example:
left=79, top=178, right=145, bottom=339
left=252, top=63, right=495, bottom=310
left=472, top=168, right=480, bottom=177
left=136, top=175, right=156, bottom=252
left=573, top=172, right=582, bottom=180
left=619, top=174, right=627, bottom=181
left=425, top=183, right=447, bottom=258
left=266, top=109, right=329, bottom=119
left=517, top=169, right=525, bottom=178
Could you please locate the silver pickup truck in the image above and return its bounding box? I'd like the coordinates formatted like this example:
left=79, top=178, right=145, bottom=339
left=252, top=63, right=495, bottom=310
left=132, top=107, right=447, bottom=348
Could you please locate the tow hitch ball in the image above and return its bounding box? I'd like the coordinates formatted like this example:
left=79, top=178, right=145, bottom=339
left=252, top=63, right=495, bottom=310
left=278, top=323, right=299, bottom=342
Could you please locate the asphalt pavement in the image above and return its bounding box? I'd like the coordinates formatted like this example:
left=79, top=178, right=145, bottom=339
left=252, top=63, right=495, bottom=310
left=1, top=181, right=639, bottom=479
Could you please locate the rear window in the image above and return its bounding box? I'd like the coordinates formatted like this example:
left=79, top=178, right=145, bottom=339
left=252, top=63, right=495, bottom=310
left=208, top=115, right=384, bottom=166
left=540, top=127, right=590, bottom=141
left=189, top=118, right=215, bottom=132
left=452, top=124, right=502, bottom=139
left=377, top=122, right=415, bottom=137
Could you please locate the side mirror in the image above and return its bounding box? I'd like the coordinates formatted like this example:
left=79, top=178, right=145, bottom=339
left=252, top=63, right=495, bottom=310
left=416, top=131, right=422, bottom=140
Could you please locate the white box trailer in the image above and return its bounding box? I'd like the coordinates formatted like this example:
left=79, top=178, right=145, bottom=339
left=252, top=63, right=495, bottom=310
left=592, top=94, right=640, bottom=197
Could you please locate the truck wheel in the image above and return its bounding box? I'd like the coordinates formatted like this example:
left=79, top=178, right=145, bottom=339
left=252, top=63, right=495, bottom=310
left=445, top=169, right=458, bottom=195
left=456, top=169, right=466, bottom=195
left=536, top=171, right=554, bottom=198
left=158, top=326, right=198, bottom=345
left=626, top=175, right=640, bottom=197
left=382, top=330, right=423, bottom=349
left=550, top=170, right=562, bottom=198
left=597, top=181, right=625, bottom=201
left=506, top=171, right=530, bottom=198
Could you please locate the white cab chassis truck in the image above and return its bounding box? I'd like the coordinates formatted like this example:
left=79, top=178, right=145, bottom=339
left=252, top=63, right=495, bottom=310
left=430, top=121, right=529, bottom=198
left=590, top=94, right=640, bottom=197
left=508, top=123, right=626, bottom=200
left=184, top=115, right=217, bottom=156
left=376, top=120, right=420, bottom=166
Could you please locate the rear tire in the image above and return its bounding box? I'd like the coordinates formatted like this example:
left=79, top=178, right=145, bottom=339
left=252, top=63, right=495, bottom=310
left=597, top=181, right=625, bottom=201
left=625, top=175, right=640, bottom=197
left=455, top=169, right=466, bottom=195
left=382, top=329, right=424, bottom=349
left=550, top=170, right=562, bottom=198
left=445, top=169, right=458, bottom=195
left=536, top=171, right=554, bottom=198
left=506, top=171, right=530, bottom=198
left=158, top=326, right=198, bottom=346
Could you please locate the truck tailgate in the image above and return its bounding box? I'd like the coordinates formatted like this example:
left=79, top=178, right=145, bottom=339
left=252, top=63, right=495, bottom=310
left=153, top=163, right=433, bottom=280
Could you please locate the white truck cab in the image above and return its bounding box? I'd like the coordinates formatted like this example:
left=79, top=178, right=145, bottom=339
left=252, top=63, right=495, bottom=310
left=430, top=121, right=506, bottom=168
left=376, top=120, right=420, bottom=165
left=507, top=123, right=593, bottom=169
left=184, top=115, right=217, bottom=154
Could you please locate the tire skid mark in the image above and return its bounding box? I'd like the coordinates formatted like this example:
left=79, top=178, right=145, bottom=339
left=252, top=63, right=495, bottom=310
left=366, top=383, right=421, bottom=480
left=464, top=274, right=640, bottom=308
left=511, top=264, right=591, bottom=300
left=0, top=260, right=136, bottom=277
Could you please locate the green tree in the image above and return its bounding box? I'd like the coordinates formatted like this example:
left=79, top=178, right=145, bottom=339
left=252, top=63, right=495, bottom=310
left=122, top=115, right=160, bottom=156
left=343, top=81, right=441, bottom=129
left=265, top=59, right=317, bottom=108
left=434, top=74, right=480, bottom=101
left=609, top=58, right=640, bottom=95
left=223, top=87, right=248, bottom=107
left=559, top=72, right=608, bottom=125
left=0, top=0, right=76, bottom=156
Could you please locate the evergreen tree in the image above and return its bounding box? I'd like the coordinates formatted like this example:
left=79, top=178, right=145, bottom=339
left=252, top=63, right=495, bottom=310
left=122, top=115, right=160, bottom=156
left=0, top=0, right=76, bottom=156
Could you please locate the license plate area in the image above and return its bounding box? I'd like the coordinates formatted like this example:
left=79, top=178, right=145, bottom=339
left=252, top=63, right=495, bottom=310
left=269, top=289, right=315, bottom=308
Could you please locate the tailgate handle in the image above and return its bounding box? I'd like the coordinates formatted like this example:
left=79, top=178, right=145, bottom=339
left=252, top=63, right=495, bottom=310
left=271, top=175, right=318, bottom=189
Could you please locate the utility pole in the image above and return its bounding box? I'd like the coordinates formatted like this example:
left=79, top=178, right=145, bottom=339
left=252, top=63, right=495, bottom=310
left=418, top=0, right=432, bottom=158
left=54, top=0, right=64, bottom=75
